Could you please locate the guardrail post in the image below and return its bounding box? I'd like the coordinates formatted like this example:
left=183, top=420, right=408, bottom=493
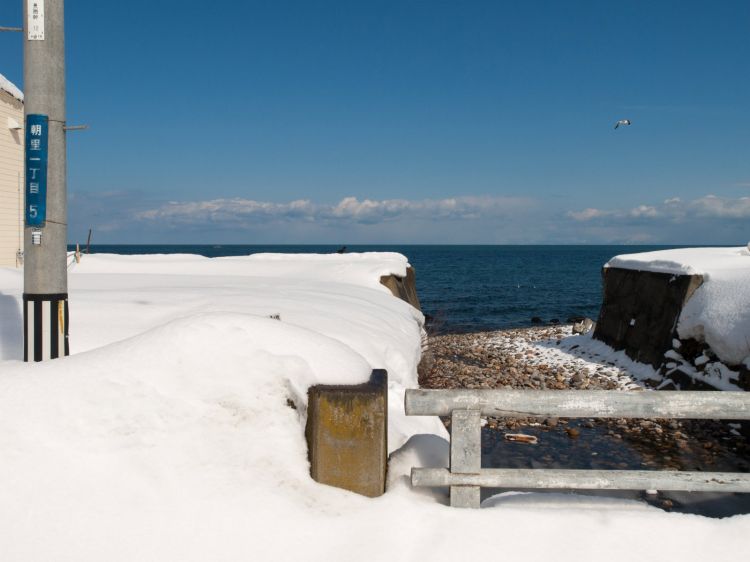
left=450, top=409, right=481, bottom=508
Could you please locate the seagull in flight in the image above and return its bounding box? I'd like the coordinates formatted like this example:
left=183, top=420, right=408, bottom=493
left=614, top=119, right=631, bottom=129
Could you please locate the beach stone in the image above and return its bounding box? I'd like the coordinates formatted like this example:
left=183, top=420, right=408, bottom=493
left=572, top=317, right=594, bottom=335
left=666, top=368, right=716, bottom=391
left=738, top=365, right=750, bottom=391
left=677, top=338, right=705, bottom=362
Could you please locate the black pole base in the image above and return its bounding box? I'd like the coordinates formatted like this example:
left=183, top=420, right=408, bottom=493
left=23, top=293, right=69, bottom=362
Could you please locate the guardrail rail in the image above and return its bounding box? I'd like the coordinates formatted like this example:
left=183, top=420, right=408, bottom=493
left=405, top=389, right=750, bottom=508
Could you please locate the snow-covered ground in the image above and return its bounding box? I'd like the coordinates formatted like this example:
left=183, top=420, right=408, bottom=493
left=0, top=253, right=748, bottom=561
left=607, top=246, right=750, bottom=367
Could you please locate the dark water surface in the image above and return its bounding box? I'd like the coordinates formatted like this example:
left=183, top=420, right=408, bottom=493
left=71, top=244, right=689, bottom=332
left=480, top=420, right=750, bottom=517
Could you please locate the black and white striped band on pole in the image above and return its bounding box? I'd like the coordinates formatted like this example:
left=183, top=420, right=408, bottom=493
left=23, top=293, right=69, bottom=362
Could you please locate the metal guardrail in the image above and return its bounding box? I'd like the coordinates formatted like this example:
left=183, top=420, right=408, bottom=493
left=405, top=389, right=750, bottom=508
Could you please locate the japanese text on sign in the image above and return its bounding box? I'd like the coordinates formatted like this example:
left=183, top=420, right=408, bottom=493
left=25, top=114, right=49, bottom=226
left=27, top=0, right=45, bottom=41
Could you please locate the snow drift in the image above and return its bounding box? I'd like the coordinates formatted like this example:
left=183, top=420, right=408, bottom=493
left=0, top=252, right=747, bottom=561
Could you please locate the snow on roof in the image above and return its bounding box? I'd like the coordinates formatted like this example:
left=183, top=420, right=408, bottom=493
left=607, top=246, right=750, bottom=366
left=0, top=72, right=23, bottom=102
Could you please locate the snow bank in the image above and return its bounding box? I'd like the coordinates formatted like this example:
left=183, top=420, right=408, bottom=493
left=0, top=72, right=23, bottom=102
left=606, top=247, right=750, bottom=366
left=678, top=267, right=750, bottom=366
left=0, top=252, right=435, bottom=449
left=0, top=253, right=748, bottom=561
left=606, top=246, right=750, bottom=276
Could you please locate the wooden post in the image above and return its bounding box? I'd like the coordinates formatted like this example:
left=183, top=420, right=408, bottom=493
left=450, top=409, right=481, bottom=508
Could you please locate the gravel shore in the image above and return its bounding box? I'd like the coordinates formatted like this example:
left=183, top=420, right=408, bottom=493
left=419, top=325, right=648, bottom=391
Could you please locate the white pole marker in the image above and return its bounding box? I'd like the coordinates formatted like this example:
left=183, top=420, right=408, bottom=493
left=27, top=0, right=45, bottom=41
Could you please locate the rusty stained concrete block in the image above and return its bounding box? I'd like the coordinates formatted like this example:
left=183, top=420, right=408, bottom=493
left=306, top=370, right=388, bottom=498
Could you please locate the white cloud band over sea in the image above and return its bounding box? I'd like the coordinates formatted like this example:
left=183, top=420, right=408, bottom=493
left=68, top=191, right=750, bottom=245
left=568, top=195, right=750, bottom=222
left=135, top=195, right=534, bottom=225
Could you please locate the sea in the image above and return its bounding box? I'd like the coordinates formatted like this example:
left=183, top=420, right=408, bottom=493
left=70, top=244, right=686, bottom=334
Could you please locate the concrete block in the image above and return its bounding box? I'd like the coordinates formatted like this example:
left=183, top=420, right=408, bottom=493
left=380, top=267, right=421, bottom=311
left=593, top=268, right=704, bottom=367
left=306, top=370, right=388, bottom=497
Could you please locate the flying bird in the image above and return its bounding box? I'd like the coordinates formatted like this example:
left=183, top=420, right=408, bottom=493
left=614, top=119, right=631, bottom=129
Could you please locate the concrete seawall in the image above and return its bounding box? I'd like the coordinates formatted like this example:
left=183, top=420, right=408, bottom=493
left=594, top=267, right=749, bottom=391
left=593, top=267, right=704, bottom=368
left=380, top=266, right=421, bottom=311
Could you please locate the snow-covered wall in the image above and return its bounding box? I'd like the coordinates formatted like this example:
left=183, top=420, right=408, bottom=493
left=0, top=252, right=443, bottom=448
left=593, top=267, right=703, bottom=368
left=598, top=247, right=750, bottom=390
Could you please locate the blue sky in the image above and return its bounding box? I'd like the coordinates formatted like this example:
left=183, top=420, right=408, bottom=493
left=2, top=0, right=749, bottom=244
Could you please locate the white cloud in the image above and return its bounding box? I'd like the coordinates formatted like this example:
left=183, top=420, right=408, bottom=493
left=135, top=195, right=535, bottom=227
left=687, top=195, right=750, bottom=219
left=567, top=208, right=609, bottom=221
left=568, top=195, right=750, bottom=223
left=628, top=205, right=659, bottom=218
left=561, top=194, right=750, bottom=245
left=69, top=190, right=749, bottom=245
left=568, top=204, right=659, bottom=222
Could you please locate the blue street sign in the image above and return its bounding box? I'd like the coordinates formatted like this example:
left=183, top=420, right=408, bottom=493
left=25, top=114, right=49, bottom=227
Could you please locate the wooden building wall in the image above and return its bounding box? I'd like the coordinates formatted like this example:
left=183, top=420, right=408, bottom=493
left=0, top=90, right=24, bottom=268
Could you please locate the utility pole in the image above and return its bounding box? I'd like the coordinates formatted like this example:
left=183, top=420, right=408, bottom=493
left=22, top=0, right=69, bottom=361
